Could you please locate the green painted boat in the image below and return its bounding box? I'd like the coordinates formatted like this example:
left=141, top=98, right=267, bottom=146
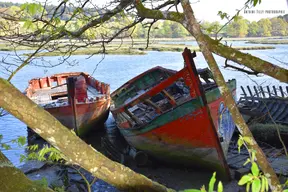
left=111, top=48, right=236, bottom=178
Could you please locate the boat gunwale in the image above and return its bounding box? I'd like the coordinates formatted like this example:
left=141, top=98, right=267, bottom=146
left=25, top=72, right=110, bottom=102
left=110, top=67, right=236, bottom=113
left=111, top=66, right=177, bottom=98
left=116, top=85, right=236, bottom=135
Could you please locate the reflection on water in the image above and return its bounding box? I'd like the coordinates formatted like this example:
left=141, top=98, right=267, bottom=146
left=0, top=42, right=287, bottom=166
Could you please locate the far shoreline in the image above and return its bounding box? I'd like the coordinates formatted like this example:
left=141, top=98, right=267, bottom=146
left=0, top=36, right=285, bottom=56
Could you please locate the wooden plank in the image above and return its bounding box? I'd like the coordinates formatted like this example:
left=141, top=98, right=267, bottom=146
left=144, top=99, right=162, bottom=114
left=125, top=108, right=142, bottom=125
left=273, top=86, right=278, bottom=96
left=113, top=69, right=186, bottom=113
left=240, top=86, right=247, bottom=97
left=253, top=86, right=259, bottom=98
left=267, top=86, right=272, bottom=97
left=279, top=86, right=284, bottom=97
left=161, top=89, right=177, bottom=106
left=247, top=86, right=253, bottom=98
left=260, top=86, right=265, bottom=98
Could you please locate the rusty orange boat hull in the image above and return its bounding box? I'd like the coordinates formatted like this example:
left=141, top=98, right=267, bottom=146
left=25, top=72, right=110, bottom=136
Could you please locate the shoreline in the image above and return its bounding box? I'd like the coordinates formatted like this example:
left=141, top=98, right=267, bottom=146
left=17, top=45, right=276, bottom=57
left=1, top=36, right=287, bottom=55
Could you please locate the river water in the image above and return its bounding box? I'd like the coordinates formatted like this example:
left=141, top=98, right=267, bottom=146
left=0, top=41, right=287, bottom=167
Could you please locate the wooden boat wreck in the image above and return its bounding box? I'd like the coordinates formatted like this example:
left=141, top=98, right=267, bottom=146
left=111, top=48, right=236, bottom=177
left=25, top=72, right=110, bottom=137
left=238, top=85, right=288, bottom=125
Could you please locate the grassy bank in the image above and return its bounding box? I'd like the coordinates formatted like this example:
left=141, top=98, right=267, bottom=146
left=247, top=39, right=288, bottom=44
left=34, top=48, right=146, bottom=56
left=1, top=38, right=277, bottom=56
left=28, top=45, right=275, bottom=57
left=0, top=43, right=35, bottom=51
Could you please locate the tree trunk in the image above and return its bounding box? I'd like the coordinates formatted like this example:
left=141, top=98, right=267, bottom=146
left=134, top=0, right=288, bottom=83
left=180, top=0, right=281, bottom=191
left=0, top=151, right=53, bottom=192
left=0, top=78, right=174, bottom=192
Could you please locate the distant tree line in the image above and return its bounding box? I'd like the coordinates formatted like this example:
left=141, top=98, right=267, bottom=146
left=0, top=1, right=287, bottom=38
left=134, top=14, right=288, bottom=38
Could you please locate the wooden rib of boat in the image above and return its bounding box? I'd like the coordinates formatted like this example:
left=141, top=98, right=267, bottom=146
left=25, top=72, right=110, bottom=136
left=238, top=85, right=288, bottom=125
left=111, top=48, right=236, bottom=178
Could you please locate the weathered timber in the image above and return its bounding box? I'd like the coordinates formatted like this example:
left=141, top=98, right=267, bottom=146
left=238, top=86, right=288, bottom=125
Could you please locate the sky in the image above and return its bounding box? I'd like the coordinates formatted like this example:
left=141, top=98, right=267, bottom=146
left=1, top=0, right=288, bottom=22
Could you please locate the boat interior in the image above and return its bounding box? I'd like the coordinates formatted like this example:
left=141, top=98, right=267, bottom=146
left=112, top=67, right=218, bottom=126
left=26, top=72, right=109, bottom=108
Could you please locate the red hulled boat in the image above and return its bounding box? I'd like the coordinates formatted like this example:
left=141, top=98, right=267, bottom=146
left=25, top=72, right=110, bottom=136
left=111, top=48, right=236, bottom=178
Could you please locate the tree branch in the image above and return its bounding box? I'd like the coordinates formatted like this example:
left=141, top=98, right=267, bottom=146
left=135, top=0, right=184, bottom=22
left=224, top=59, right=259, bottom=76
left=133, top=0, right=288, bottom=82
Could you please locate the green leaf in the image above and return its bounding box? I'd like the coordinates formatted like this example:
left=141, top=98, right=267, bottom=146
left=283, top=190, right=288, bottom=192
left=238, top=175, right=253, bottom=185
left=251, top=151, right=256, bottom=162
left=21, top=3, right=44, bottom=16
left=53, top=18, right=61, bottom=25
left=261, top=176, right=265, bottom=192
left=0, top=134, right=3, bottom=141
left=208, top=172, right=216, bottom=192
left=17, top=136, right=26, bottom=147
left=251, top=162, right=259, bottom=177
left=1, top=143, right=11, bottom=150
left=264, top=177, right=269, bottom=191
left=244, top=158, right=251, bottom=166
left=217, top=181, right=223, bottom=192
left=20, top=154, right=27, bottom=163
left=28, top=4, right=37, bottom=15
left=200, top=185, right=206, bottom=192
left=243, top=136, right=253, bottom=145
left=23, top=20, right=33, bottom=29
left=237, top=137, right=244, bottom=153
left=27, top=144, right=39, bottom=151
left=252, top=178, right=261, bottom=192
left=253, top=0, right=258, bottom=7
left=246, top=182, right=251, bottom=192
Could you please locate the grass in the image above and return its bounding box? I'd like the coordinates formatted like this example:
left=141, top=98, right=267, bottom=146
left=247, top=39, right=288, bottom=44
left=32, top=48, right=146, bottom=57
left=0, top=43, right=35, bottom=51
left=0, top=38, right=277, bottom=56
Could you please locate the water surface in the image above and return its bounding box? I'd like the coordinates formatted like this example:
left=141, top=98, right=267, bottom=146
left=0, top=42, right=287, bottom=166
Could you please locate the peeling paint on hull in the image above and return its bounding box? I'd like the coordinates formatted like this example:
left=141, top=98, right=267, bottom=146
left=25, top=72, right=111, bottom=137
left=111, top=49, right=236, bottom=177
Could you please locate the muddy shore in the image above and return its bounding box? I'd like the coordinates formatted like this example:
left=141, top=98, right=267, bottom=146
left=22, top=121, right=287, bottom=192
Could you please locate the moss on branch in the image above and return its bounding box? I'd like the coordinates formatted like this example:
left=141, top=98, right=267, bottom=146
left=205, top=35, right=288, bottom=82
left=135, top=0, right=184, bottom=22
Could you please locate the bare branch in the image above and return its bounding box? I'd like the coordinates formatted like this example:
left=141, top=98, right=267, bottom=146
left=224, top=59, right=260, bottom=76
